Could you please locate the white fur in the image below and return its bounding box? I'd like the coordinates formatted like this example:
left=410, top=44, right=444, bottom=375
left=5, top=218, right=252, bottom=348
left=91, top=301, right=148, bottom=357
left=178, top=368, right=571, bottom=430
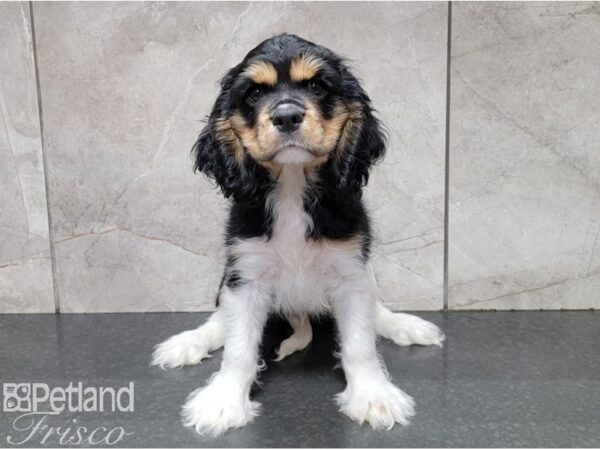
left=153, top=163, right=444, bottom=435
left=182, top=375, right=260, bottom=436
left=230, top=166, right=334, bottom=315
left=181, top=281, right=270, bottom=435
left=274, top=147, right=313, bottom=165
left=151, top=310, right=225, bottom=369
left=374, top=303, right=445, bottom=347
left=274, top=313, right=313, bottom=361
left=328, top=264, right=415, bottom=429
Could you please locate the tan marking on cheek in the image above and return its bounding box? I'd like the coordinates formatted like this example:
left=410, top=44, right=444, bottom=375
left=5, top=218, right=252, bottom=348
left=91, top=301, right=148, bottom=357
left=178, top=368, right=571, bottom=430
left=230, top=109, right=280, bottom=176
left=244, top=61, right=278, bottom=86
left=256, top=109, right=280, bottom=158
left=230, top=113, right=261, bottom=159
left=321, top=104, right=350, bottom=152
left=214, top=117, right=245, bottom=164
left=301, top=102, right=326, bottom=146
left=299, top=100, right=349, bottom=163
left=290, top=54, right=323, bottom=82
left=335, top=101, right=364, bottom=161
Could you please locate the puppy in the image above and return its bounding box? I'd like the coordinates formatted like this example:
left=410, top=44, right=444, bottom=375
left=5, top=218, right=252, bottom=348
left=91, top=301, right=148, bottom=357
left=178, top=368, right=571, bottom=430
left=152, top=33, right=444, bottom=436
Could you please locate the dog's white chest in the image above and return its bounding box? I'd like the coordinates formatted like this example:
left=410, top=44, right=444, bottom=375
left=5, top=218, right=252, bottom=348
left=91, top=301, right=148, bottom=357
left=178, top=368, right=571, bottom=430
left=231, top=167, right=349, bottom=313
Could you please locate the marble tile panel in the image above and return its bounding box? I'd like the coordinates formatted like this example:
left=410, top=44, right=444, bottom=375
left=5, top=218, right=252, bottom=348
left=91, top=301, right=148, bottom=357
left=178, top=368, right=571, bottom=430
left=449, top=2, right=600, bottom=309
left=0, top=2, right=55, bottom=313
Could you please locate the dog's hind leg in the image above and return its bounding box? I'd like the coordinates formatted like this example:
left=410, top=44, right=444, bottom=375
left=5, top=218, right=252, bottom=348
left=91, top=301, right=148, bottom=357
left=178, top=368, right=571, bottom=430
left=274, top=313, right=313, bottom=361
left=374, top=302, right=445, bottom=347
left=366, top=262, right=444, bottom=347
left=151, top=309, right=225, bottom=369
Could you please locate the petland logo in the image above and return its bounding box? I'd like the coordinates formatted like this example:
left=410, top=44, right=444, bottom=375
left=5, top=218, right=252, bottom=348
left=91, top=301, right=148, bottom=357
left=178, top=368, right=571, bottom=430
left=2, top=382, right=135, bottom=446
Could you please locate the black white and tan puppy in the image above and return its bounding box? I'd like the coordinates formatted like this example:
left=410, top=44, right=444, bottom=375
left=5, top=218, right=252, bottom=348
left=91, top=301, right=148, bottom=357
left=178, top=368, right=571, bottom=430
left=152, top=33, right=444, bottom=436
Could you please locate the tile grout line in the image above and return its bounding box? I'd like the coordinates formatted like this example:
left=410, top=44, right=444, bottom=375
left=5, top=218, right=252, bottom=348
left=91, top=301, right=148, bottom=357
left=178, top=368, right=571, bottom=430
left=29, top=1, right=61, bottom=314
left=443, top=1, right=452, bottom=311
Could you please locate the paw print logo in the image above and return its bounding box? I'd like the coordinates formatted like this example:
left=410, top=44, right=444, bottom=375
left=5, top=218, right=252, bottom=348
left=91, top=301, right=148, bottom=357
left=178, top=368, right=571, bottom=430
left=3, top=383, right=31, bottom=412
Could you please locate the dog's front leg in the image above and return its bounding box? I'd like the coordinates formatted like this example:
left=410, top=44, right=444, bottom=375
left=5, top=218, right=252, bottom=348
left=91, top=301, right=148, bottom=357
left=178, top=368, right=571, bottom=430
left=331, top=271, right=415, bottom=430
left=181, top=282, right=269, bottom=436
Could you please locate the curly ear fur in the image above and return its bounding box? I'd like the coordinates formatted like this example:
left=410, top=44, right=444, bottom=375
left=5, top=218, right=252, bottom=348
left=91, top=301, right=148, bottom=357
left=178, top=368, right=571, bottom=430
left=334, top=67, right=387, bottom=195
left=192, top=71, right=273, bottom=203
left=192, top=123, right=272, bottom=203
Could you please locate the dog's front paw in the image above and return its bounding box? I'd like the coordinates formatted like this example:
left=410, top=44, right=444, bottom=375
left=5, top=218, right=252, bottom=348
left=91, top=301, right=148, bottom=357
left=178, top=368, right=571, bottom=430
left=377, top=312, right=445, bottom=347
left=151, top=324, right=224, bottom=369
left=182, top=379, right=260, bottom=436
left=336, top=379, right=415, bottom=429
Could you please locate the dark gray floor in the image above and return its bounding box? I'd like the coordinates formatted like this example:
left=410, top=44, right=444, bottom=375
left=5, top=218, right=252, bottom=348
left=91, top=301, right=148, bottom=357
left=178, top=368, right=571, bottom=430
left=1, top=311, right=599, bottom=447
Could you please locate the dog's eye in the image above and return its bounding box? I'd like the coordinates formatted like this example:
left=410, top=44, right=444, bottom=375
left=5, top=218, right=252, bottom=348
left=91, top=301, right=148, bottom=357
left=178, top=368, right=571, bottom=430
left=308, top=80, right=326, bottom=97
left=246, top=86, right=265, bottom=105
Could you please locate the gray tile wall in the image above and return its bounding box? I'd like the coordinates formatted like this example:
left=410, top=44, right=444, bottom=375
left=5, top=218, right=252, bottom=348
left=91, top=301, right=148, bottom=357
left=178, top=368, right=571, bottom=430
left=0, top=1, right=598, bottom=313
left=0, top=2, right=55, bottom=313
left=448, top=2, right=600, bottom=309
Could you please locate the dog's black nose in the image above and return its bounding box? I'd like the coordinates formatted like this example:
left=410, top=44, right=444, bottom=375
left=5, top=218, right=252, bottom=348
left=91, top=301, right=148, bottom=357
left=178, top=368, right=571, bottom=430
left=271, top=103, right=304, bottom=133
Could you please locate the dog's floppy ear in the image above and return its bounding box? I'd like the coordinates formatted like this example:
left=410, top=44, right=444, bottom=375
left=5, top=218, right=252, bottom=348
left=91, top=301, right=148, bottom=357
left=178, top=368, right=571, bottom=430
left=192, top=72, right=271, bottom=203
left=334, top=66, right=387, bottom=194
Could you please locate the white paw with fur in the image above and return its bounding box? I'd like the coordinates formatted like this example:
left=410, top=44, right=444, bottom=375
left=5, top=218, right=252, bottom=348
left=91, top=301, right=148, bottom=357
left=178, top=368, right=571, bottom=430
left=376, top=310, right=445, bottom=347
left=336, top=379, right=415, bottom=429
left=182, top=378, right=260, bottom=436
left=151, top=320, right=224, bottom=369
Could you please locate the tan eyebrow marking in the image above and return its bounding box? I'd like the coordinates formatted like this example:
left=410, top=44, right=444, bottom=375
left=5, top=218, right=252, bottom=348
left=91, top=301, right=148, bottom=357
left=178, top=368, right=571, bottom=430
left=243, top=61, right=278, bottom=86
left=290, top=54, right=323, bottom=82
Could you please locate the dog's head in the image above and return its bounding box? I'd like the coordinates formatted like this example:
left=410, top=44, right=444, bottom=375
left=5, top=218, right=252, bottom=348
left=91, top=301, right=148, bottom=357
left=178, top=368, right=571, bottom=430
left=193, top=33, right=386, bottom=202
